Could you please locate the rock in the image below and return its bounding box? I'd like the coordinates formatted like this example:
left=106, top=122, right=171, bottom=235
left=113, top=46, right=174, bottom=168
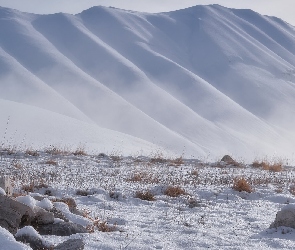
left=220, top=155, right=240, bottom=166
left=54, top=239, right=84, bottom=250
left=270, top=204, right=295, bottom=229
left=0, top=175, right=13, bottom=196
left=33, top=207, right=55, bottom=225
left=50, top=207, right=69, bottom=222
left=15, top=235, right=51, bottom=250
left=36, top=222, right=88, bottom=236
left=0, top=196, right=34, bottom=234
left=220, top=155, right=234, bottom=163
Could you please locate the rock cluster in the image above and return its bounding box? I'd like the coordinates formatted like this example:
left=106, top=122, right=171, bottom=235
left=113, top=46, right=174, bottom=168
left=0, top=186, right=87, bottom=250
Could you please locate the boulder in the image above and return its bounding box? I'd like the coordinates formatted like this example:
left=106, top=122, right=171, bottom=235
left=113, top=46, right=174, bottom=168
left=36, top=222, right=88, bottom=236
left=33, top=207, right=55, bottom=225
left=220, top=155, right=240, bottom=166
left=0, top=175, right=13, bottom=196
left=270, top=204, right=295, bottom=229
left=0, top=196, right=34, bottom=234
left=55, top=239, right=84, bottom=250
left=220, top=155, right=235, bottom=163
left=50, top=207, right=69, bottom=222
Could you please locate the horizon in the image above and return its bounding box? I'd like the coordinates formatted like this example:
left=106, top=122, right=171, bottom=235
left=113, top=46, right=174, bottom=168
left=0, top=0, right=294, bottom=26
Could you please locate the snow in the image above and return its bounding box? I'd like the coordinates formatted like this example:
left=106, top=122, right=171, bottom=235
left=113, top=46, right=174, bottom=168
left=37, top=198, right=54, bottom=210
left=0, top=226, right=31, bottom=250
left=1, top=151, right=295, bottom=249
left=0, top=187, right=6, bottom=195
left=0, top=5, right=294, bottom=162
left=16, top=195, right=37, bottom=209
left=15, top=226, right=41, bottom=239
left=0, top=4, right=295, bottom=249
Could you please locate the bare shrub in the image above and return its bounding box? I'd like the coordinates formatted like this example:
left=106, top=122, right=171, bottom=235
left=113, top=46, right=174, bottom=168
left=164, top=186, right=186, bottom=197
left=232, top=177, right=252, bottom=193
left=135, top=190, right=155, bottom=201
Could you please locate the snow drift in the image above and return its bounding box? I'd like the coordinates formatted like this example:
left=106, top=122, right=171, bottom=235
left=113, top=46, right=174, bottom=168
left=0, top=4, right=295, bottom=161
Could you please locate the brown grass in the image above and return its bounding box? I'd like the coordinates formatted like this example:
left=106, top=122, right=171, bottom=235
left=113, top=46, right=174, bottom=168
left=76, top=189, right=90, bottom=196
left=168, top=157, right=184, bottom=166
left=232, top=177, right=252, bottom=193
left=164, top=186, right=186, bottom=197
left=252, top=160, right=283, bottom=172
left=135, top=190, right=155, bottom=201
left=44, top=160, right=58, bottom=165
left=289, top=185, right=295, bottom=196
left=25, top=149, right=39, bottom=156
left=73, top=145, right=87, bottom=156
left=126, top=172, right=160, bottom=184
left=45, top=146, right=69, bottom=155
left=21, top=182, right=48, bottom=193
left=97, top=221, right=117, bottom=232
left=128, top=173, right=144, bottom=182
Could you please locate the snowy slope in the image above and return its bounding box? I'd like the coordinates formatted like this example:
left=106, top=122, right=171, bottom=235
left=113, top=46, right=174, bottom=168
left=0, top=5, right=295, bottom=160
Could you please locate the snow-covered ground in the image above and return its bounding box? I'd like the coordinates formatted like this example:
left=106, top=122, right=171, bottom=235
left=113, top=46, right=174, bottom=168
left=1, top=149, right=295, bottom=249
left=1, top=4, right=295, bottom=249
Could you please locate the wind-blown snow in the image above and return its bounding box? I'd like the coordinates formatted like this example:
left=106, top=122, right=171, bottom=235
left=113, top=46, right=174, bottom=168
left=0, top=5, right=295, bottom=161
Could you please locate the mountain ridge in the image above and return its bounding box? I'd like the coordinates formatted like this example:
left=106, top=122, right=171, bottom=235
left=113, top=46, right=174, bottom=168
left=0, top=5, right=294, bottom=160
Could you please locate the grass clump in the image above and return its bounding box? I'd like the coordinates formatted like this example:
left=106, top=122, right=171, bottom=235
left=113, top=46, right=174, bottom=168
left=164, top=186, right=186, bottom=197
left=135, top=190, right=155, bottom=201
left=252, top=160, right=283, bottom=172
left=232, top=177, right=252, bottom=193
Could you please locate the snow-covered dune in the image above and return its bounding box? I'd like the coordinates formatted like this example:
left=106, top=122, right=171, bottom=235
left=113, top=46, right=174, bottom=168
left=0, top=5, right=295, bottom=160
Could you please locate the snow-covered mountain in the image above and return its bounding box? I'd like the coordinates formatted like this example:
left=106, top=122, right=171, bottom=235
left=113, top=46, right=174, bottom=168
left=0, top=4, right=295, bottom=160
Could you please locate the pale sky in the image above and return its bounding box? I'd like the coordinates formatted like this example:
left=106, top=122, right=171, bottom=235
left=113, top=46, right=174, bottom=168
left=0, top=0, right=294, bottom=26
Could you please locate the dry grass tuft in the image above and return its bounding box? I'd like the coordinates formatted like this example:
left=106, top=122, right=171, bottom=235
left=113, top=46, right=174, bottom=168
left=21, top=182, right=48, bottom=193
left=135, top=190, right=155, bottom=201
left=98, top=221, right=117, bottom=232
left=45, top=160, right=58, bottom=165
left=73, top=145, right=87, bottom=156
left=169, top=157, right=184, bottom=166
left=289, top=185, right=295, bottom=196
left=126, top=172, right=160, bottom=184
left=252, top=160, right=283, bottom=172
left=45, top=146, right=69, bottom=156
left=76, top=189, right=90, bottom=196
left=25, top=149, right=39, bottom=157
left=232, top=177, right=252, bottom=193
left=164, top=186, right=186, bottom=197
left=128, top=172, right=144, bottom=182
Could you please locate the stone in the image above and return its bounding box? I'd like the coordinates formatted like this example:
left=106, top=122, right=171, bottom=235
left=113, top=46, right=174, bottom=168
left=0, top=196, right=34, bottom=234
left=0, top=175, right=13, bottom=196
left=54, top=239, right=84, bottom=250
left=50, top=207, right=69, bottom=222
left=36, top=222, right=88, bottom=236
left=220, top=155, right=235, bottom=163
left=15, top=235, right=51, bottom=250
left=270, top=204, right=295, bottom=229
left=33, top=207, right=55, bottom=225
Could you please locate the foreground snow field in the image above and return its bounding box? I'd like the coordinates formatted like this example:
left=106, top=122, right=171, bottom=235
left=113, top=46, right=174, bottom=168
left=1, top=149, right=295, bottom=249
